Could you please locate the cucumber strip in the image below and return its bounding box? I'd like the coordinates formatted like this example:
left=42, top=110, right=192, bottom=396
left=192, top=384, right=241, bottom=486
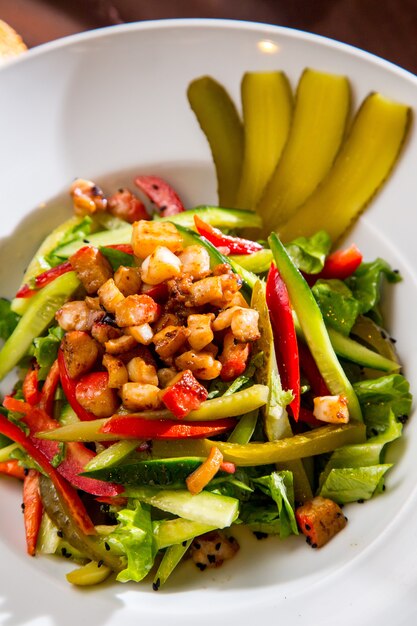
left=257, top=68, right=351, bottom=237
left=229, top=249, right=273, bottom=274
left=155, top=206, right=262, bottom=230
left=53, top=226, right=133, bottom=259
left=83, top=440, right=141, bottom=472
left=124, top=487, right=239, bottom=528
left=152, top=421, right=366, bottom=466
left=153, top=519, right=216, bottom=550
left=66, top=561, right=112, bottom=586
left=236, top=71, right=293, bottom=210
left=36, top=512, right=61, bottom=554
left=279, top=93, right=411, bottom=243
left=227, top=409, right=258, bottom=444
left=83, top=457, right=212, bottom=486
left=153, top=540, right=191, bottom=589
left=327, top=328, right=400, bottom=372
left=38, top=385, right=270, bottom=442
left=0, top=442, right=19, bottom=462
left=11, top=216, right=85, bottom=315
left=0, top=271, right=80, bottom=381
left=269, top=233, right=362, bottom=421
left=187, top=76, right=244, bottom=207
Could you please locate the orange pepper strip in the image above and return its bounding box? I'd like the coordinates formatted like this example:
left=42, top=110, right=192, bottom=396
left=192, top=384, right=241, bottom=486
left=0, top=459, right=26, bottom=480
left=23, top=469, right=43, bottom=556
left=185, top=446, right=224, bottom=495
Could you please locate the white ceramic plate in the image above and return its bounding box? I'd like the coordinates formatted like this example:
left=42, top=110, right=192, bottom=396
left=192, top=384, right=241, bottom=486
left=0, top=19, right=416, bottom=626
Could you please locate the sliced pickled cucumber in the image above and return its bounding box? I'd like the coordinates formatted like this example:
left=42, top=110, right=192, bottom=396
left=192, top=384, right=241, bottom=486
left=279, top=93, right=411, bottom=243
left=235, top=71, right=293, bottom=210
left=187, top=76, right=243, bottom=207
left=257, top=69, right=351, bottom=237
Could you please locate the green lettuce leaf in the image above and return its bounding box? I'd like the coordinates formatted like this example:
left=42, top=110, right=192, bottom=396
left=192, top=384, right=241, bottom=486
left=312, top=279, right=360, bottom=335
left=346, top=258, right=401, bottom=316
left=239, top=503, right=281, bottom=535
left=107, top=501, right=156, bottom=583
left=99, top=246, right=134, bottom=271
left=285, top=230, right=332, bottom=274
left=0, top=298, right=20, bottom=341
left=33, top=326, right=65, bottom=380
left=319, top=464, right=392, bottom=504
left=253, top=471, right=298, bottom=539
left=45, top=216, right=93, bottom=266
left=353, top=374, right=412, bottom=436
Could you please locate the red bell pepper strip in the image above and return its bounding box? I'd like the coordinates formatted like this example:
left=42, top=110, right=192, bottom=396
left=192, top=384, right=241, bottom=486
left=3, top=395, right=122, bottom=497
left=306, top=244, right=363, bottom=286
left=100, top=416, right=236, bottom=439
left=23, top=365, right=42, bottom=406
left=220, top=461, right=236, bottom=474
left=15, top=262, right=72, bottom=298
left=0, top=459, right=26, bottom=480
left=266, top=263, right=300, bottom=421
left=298, top=341, right=330, bottom=397
left=141, top=282, right=169, bottom=303
left=39, top=358, right=60, bottom=416
left=0, top=413, right=95, bottom=535
left=194, top=215, right=263, bottom=255
left=105, top=244, right=134, bottom=255
left=57, top=349, right=98, bottom=422
left=298, top=407, right=323, bottom=429
left=134, top=175, right=185, bottom=217
left=23, top=469, right=43, bottom=556
left=160, top=370, right=208, bottom=419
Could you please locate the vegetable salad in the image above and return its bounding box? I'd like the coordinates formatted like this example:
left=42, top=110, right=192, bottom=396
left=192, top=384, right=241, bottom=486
left=0, top=68, right=413, bottom=589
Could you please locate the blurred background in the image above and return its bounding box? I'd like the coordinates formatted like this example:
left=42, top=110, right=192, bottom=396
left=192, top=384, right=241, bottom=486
left=0, top=0, right=416, bottom=73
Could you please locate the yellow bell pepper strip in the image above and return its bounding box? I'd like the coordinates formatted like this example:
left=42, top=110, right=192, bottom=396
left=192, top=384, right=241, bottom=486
left=187, top=76, right=243, bottom=206
left=66, top=560, right=112, bottom=586
left=152, top=421, right=366, bottom=466
left=155, top=205, right=262, bottom=230
left=185, top=447, right=224, bottom=495
left=235, top=71, right=293, bottom=210
left=269, top=233, right=362, bottom=421
left=279, top=92, right=412, bottom=243
left=257, top=69, right=351, bottom=237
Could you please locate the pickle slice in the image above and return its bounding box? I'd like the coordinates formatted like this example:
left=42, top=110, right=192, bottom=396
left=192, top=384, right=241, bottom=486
left=235, top=71, right=293, bottom=210
left=257, top=69, right=351, bottom=237
left=187, top=76, right=243, bottom=207
left=279, top=93, right=411, bottom=243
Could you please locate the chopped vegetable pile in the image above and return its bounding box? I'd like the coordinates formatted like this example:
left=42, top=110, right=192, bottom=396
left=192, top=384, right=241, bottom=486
left=0, top=68, right=412, bottom=590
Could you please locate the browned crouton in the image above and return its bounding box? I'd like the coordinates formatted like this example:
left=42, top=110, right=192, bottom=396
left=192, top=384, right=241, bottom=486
left=296, top=496, right=347, bottom=548
left=61, top=331, right=99, bottom=379
left=152, top=325, right=189, bottom=360
left=69, top=246, right=113, bottom=294
left=190, top=531, right=239, bottom=570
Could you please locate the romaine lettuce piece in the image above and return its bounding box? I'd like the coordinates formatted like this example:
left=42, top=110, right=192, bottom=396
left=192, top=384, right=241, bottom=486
left=285, top=230, right=331, bottom=274
left=319, top=464, right=392, bottom=503
left=312, top=279, right=360, bottom=336
left=33, top=325, right=65, bottom=379
left=0, top=299, right=19, bottom=341
left=346, top=258, right=401, bottom=316
left=253, top=471, right=298, bottom=539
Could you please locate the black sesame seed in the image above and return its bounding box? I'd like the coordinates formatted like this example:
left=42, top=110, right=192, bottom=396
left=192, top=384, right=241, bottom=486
left=57, top=530, right=64, bottom=538
left=357, top=499, right=365, bottom=504
left=97, top=560, right=104, bottom=568
left=253, top=531, right=268, bottom=540
left=102, top=314, right=118, bottom=327
left=311, top=543, right=318, bottom=549
left=382, top=485, right=386, bottom=491
left=393, top=269, right=400, bottom=274
left=104, top=542, right=110, bottom=551
left=193, top=542, right=201, bottom=550
left=21, top=503, right=25, bottom=511
left=344, top=516, right=348, bottom=522
left=207, top=554, right=216, bottom=564
left=397, top=414, right=409, bottom=425
left=83, top=239, right=90, bottom=244
left=306, top=536, right=312, bottom=545
left=215, top=542, right=221, bottom=551
left=196, top=563, right=207, bottom=571
left=159, top=205, right=167, bottom=212
left=118, top=188, right=124, bottom=193
left=152, top=578, right=161, bottom=591
left=390, top=337, right=397, bottom=344
left=229, top=536, right=236, bottom=543
left=305, top=524, right=311, bottom=531
left=152, top=184, right=159, bottom=190
left=23, top=468, right=29, bottom=476
left=182, top=540, right=187, bottom=547
left=65, top=552, right=72, bottom=559
left=61, top=547, right=67, bottom=557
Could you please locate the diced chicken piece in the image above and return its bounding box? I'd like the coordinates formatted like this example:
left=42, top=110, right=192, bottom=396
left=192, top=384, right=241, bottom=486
left=75, top=372, right=120, bottom=417
left=159, top=370, right=208, bottom=418
left=84, top=296, right=102, bottom=311
left=70, top=179, right=107, bottom=216
left=186, top=276, right=223, bottom=307
left=190, top=531, right=239, bottom=570
left=107, top=188, right=149, bottom=223
left=132, top=220, right=183, bottom=259
left=104, top=334, right=138, bottom=355
left=69, top=246, right=113, bottom=294
left=178, top=245, right=211, bottom=280
left=313, top=395, right=349, bottom=424
left=98, top=278, right=125, bottom=314
left=114, top=266, right=142, bottom=296
left=141, top=246, right=182, bottom=285
left=153, top=313, right=180, bottom=333
left=115, top=294, right=160, bottom=327
left=91, top=321, right=122, bottom=344
left=157, top=367, right=177, bottom=388
left=61, top=331, right=100, bottom=379
left=219, top=331, right=250, bottom=382
left=187, top=314, right=214, bottom=351
left=225, top=291, right=249, bottom=309
left=231, top=308, right=260, bottom=343
left=152, top=325, right=189, bottom=360
left=127, top=357, right=158, bottom=386
left=126, top=323, right=153, bottom=345
left=212, top=306, right=238, bottom=332
left=121, top=382, right=161, bottom=411
left=296, top=496, right=347, bottom=548
left=102, top=354, right=129, bottom=388
left=55, top=301, right=103, bottom=331
left=175, top=350, right=222, bottom=381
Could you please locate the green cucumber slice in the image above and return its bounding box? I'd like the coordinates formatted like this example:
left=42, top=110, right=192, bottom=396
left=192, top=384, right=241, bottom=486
left=155, top=206, right=262, bottom=230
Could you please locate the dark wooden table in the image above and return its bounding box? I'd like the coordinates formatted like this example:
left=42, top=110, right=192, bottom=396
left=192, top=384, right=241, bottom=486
left=0, top=0, right=416, bottom=74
